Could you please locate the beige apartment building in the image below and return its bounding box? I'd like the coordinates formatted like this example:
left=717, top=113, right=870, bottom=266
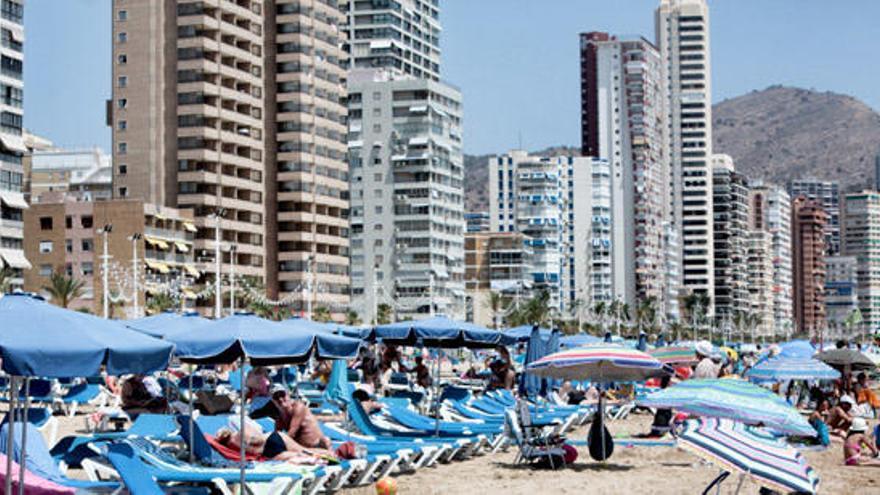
left=24, top=195, right=197, bottom=317
left=110, top=0, right=350, bottom=316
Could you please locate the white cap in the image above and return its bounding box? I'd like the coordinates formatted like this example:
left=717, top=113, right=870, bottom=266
left=840, top=395, right=856, bottom=406
left=695, top=341, right=713, bottom=357
left=850, top=417, right=868, bottom=433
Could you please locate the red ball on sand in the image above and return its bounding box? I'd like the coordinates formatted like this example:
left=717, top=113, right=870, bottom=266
left=375, top=477, right=398, bottom=495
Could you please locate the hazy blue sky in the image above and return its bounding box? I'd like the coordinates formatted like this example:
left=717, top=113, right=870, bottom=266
left=24, top=0, right=880, bottom=154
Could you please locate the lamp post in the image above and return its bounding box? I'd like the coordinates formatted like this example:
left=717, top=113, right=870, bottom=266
left=306, top=254, right=315, bottom=319
left=229, top=244, right=237, bottom=315
left=209, top=208, right=226, bottom=318
left=98, top=224, right=113, bottom=318
left=129, top=233, right=142, bottom=318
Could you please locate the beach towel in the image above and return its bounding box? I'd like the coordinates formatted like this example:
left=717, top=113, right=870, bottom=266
left=0, top=453, right=74, bottom=495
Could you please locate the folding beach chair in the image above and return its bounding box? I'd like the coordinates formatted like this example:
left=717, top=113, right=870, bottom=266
left=503, top=406, right=565, bottom=469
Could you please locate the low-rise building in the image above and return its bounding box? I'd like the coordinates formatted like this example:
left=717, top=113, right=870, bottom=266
left=24, top=196, right=198, bottom=317
left=465, top=231, right=532, bottom=327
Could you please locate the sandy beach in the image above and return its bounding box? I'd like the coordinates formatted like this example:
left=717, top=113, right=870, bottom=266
left=37, top=410, right=877, bottom=494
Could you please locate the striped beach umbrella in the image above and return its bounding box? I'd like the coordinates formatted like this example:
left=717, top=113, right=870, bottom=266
left=745, top=356, right=841, bottom=382
left=637, top=378, right=815, bottom=437
left=526, top=344, right=664, bottom=383
left=678, top=417, right=820, bottom=494
left=649, top=345, right=698, bottom=365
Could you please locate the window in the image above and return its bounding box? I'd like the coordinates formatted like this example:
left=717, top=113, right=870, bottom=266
left=375, top=206, right=383, bottom=214
left=65, top=239, right=73, bottom=253
left=117, top=120, right=127, bottom=131
left=372, top=124, right=381, bottom=132
left=372, top=108, right=381, bottom=117
left=372, top=91, right=381, bottom=100
left=39, top=217, right=52, bottom=230
left=81, top=239, right=93, bottom=252
left=117, top=76, right=127, bottom=87
left=39, top=241, right=52, bottom=253
left=117, top=32, right=127, bottom=43
left=117, top=98, right=128, bottom=109
left=374, top=239, right=383, bottom=247
left=117, top=10, right=127, bottom=21
left=118, top=164, right=127, bottom=175
left=81, top=262, right=93, bottom=276
left=374, top=224, right=383, bottom=231
left=117, top=54, right=127, bottom=64
left=373, top=189, right=383, bottom=198
left=65, top=264, right=73, bottom=277
left=118, top=142, right=127, bottom=154
left=39, top=264, right=52, bottom=277
left=65, top=216, right=72, bottom=229
left=119, top=187, right=128, bottom=197
left=80, top=215, right=93, bottom=228
left=373, top=173, right=383, bottom=181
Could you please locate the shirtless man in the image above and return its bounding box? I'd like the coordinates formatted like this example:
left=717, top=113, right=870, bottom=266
left=828, top=395, right=856, bottom=438
left=272, top=390, right=335, bottom=456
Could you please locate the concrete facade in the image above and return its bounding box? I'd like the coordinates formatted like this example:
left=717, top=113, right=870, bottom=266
left=840, top=191, right=880, bottom=332
left=791, top=196, right=828, bottom=337
left=347, top=70, right=464, bottom=322
left=824, top=255, right=859, bottom=333
left=749, top=182, right=793, bottom=336
left=464, top=231, right=531, bottom=327
left=0, top=0, right=26, bottom=289
left=24, top=197, right=196, bottom=317
left=787, top=178, right=840, bottom=256
left=712, top=154, right=750, bottom=323
left=656, top=0, right=715, bottom=312
left=110, top=0, right=350, bottom=315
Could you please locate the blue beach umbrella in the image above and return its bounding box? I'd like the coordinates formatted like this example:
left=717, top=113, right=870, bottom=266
left=519, top=326, right=546, bottom=398
left=559, top=333, right=601, bottom=348
left=0, top=294, right=174, bottom=377
left=503, top=325, right=552, bottom=343
left=374, top=316, right=512, bottom=348
left=126, top=311, right=210, bottom=339
left=778, top=340, right=815, bottom=359
left=746, top=357, right=841, bottom=382
left=637, top=378, right=815, bottom=437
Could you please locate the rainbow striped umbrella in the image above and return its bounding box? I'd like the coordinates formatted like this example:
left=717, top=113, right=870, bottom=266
left=678, top=417, right=819, bottom=494
left=746, top=356, right=841, bottom=382
left=526, top=344, right=664, bottom=383
left=649, top=345, right=698, bottom=365
left=637, top=378, right=815, bottom=436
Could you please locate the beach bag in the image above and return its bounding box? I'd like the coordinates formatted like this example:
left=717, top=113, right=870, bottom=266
left=587, top=411, right=614, bottom=461
left=196, top=391, right=234, bottom=415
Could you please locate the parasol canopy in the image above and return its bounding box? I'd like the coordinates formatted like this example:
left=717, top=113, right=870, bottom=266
left=815, top=348, right=876, bottom=371
left=678, top=417, right=819, bottom=494
left=745, top=356, right=840, bottom=382
left=637, top=378, right=815, bottom=437
left=526, top=344, right=665, bottom=383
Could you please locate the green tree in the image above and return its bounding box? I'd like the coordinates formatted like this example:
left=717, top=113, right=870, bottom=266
left=635, top=297, right=658, bottom=335
left=591, top=301, right=608, bottom=331
left=43, top=271, right=85, bottom=308
left=680, top=292, right=710, bottom=340
left=344, top=310, right=362, bottom=326
left=146, top=292, right=176, bottom=315
left=376, top=303, right=393, bottom=324
left=312, top=306, right=332, bottom=322
left=507, top=290, right=552, bottom=327
left=483, top=291, right=509, bottom=329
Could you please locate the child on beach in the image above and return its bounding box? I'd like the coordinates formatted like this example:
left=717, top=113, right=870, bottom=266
left=843, top=418, right=880, bottom=467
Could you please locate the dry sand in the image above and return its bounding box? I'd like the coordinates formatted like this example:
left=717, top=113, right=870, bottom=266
left=26, top=409, right=880, bottom=494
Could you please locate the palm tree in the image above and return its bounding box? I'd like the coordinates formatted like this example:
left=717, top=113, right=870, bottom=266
left=344, top=310, right=362, bottom=326
left=591, top=301, right=608, bottom=333
left=681, top=292, right=710, bottom=341
left=635, top=297, right=658, bottom=335
left=146, top=292, right=176, bottom=315
left=376, top=303, right=393, bottom=325
left=43, top=270, right=85, bottom=308
left=312, top=306, right=332, bottom=323
left=506, top=290, right=552, bottom=328
left=0, top=266, right=14, bottom=294
left=483, top=291, right=509, bottom=329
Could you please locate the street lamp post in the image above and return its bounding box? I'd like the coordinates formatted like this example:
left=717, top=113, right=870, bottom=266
left=229, top=244, right=237, bottom=315
left=99, top=224, right=113, bottom=319
left=129, top=233, right=142, bottom=318
left=210, top=208, right=226, bottom=318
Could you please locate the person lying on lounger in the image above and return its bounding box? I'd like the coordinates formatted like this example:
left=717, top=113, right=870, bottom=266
left=353, top=388, right=385, bottom=414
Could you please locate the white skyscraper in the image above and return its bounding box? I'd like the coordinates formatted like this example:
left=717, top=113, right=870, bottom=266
left=0, top=0, right=28, bottom=287
left=580, top=32, right=673, bottom=320
left=489, top=151, right=614, bottom=312
left=749, top=182, right=793, bottom=336
left=656, top=0, right=715, bottom=313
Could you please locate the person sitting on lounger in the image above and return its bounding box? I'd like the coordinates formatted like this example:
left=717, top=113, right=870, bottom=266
left=353, top=388, right=385, bottom=414
left=121, top=374, right=168, bottom=416
left=412, top=356, right=433, bottom=388
left=215, top=416, right=325, bottom=462
left=269, top=389, right=337, bottom=456
left=843, top=417, right=880, bottom=466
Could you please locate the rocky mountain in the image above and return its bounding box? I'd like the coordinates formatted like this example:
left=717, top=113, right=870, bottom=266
left=713, top=85, right=880, bottom=189
left=464, top=86, right=880, bottom=212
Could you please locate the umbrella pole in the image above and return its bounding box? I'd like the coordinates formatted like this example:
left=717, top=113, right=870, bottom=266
left=5, top=376, right=16, bottom=495
left=239, top=357, right=247, bottom=492
left=733, top=472, right=745, bottom=494
left=599, top=388, right=606, bottom=462
left=434, top=350, right=440, bottom=437
left=17, top=378, right=30, bottom=495
left=188, top=372, right=195, bottom=464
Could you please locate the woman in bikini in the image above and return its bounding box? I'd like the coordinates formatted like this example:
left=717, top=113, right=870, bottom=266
left=843, top=417, right=880, bottom=467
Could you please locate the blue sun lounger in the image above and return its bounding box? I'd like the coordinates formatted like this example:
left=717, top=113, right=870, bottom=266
left=104, top=442, right=210, bottom=495
left=52, top=414, right=183, bottom=468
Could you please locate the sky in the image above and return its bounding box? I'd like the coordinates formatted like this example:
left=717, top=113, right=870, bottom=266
left=23, top=0, right=880, bottom=155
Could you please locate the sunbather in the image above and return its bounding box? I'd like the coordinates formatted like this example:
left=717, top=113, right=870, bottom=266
left=353, top=388, right=384, bottom=414
left=412, top=356, right=433, bottom=388
left=272, top=389, right=337, bottom=456
left=829, top=396, right=856, bottom=438
left=121, top=374, right=168, bottom=416
left=215, top=418, right=322, bottom=463
left=245, top=366, right=271, bottom=401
